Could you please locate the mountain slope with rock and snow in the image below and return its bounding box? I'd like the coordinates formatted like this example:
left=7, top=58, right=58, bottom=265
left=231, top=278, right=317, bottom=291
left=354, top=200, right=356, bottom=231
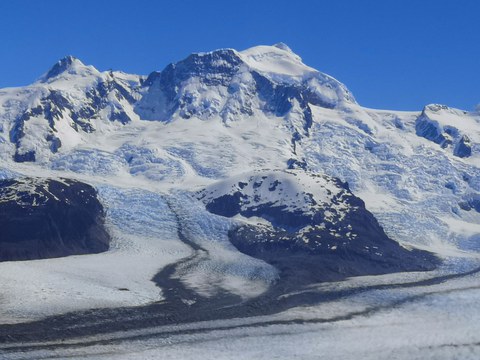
left=1, top=56, right=143, bottom=163
left=198, top=169, right=438, bottom=284
left=0, top=43, right=479, bottom=343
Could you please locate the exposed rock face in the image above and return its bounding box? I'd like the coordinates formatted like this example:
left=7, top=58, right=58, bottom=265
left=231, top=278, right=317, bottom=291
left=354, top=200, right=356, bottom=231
left=415, top=113, right=453, bottom=148
left=198, top=170, right=439, bottom=283
left=459, top=193, right=480, bottom=213
left=0, top=177, right=110, bottom=261
left=136, top=49, right=245, bottom=121
left=415, top=104, right=476, bottom=158
left=454, top=135, right=472, bottom=158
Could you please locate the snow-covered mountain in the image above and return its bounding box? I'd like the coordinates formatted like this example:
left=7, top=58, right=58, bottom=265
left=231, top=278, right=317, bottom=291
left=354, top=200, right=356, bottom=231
left=1, top=43, right=477, bottom=246
left=0, top=43, right=479, bottom=327
left=1, top=56, right=143, bottom=163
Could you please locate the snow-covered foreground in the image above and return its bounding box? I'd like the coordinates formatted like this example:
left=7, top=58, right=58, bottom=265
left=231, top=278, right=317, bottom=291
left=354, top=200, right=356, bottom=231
left=106, top=284, right=480, bottom=360
left=3, top=258, right=480, bottom=360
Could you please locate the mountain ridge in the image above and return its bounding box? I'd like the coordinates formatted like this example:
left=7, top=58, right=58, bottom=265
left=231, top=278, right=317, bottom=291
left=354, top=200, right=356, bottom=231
left=0, top=43, right=479, bottom=256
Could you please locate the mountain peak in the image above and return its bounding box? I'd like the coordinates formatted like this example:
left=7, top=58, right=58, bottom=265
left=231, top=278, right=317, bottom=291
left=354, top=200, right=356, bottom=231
left=423, top=104, right=452, bottom=113
left=272, top=42, right=294, bottom=53
left=40, top=55, right=95, bottom=82
left=60, top=55, right=81, bottom=65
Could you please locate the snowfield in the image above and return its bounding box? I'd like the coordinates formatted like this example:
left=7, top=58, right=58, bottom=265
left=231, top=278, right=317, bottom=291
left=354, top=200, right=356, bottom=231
left=0, top=43, right=479, bottom=359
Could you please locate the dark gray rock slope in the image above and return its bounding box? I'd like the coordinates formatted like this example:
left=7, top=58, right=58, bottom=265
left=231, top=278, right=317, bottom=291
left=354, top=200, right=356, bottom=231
left=0, top=177, right=110, bottom=261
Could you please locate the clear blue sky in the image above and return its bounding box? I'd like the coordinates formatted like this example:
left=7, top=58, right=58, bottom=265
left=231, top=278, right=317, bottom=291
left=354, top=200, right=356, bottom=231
left=1, top=0, right=479, bottom=111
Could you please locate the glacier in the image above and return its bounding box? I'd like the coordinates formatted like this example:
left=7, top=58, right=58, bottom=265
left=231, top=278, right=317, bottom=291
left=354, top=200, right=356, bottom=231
left=0, top=43, right=479, bottom=359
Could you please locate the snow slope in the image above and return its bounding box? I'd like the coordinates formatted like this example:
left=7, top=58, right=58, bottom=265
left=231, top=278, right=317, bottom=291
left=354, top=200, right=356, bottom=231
left=303, top=104, right=480, bottom=253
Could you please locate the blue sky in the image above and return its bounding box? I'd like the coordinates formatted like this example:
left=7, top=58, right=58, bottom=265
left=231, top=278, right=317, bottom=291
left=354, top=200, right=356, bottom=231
left=0, top=0, right=478, bottom=111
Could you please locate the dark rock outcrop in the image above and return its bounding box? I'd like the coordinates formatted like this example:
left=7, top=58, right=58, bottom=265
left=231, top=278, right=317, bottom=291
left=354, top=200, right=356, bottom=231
left=454, top=135, right=472, bottom=158
left=459, top=193, right=480, bottom=213
left=0, top=177, right=110, bottom=261
left=198, top=170, right=439, bottom=284
left=415, top=104, right=475, bottom=158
